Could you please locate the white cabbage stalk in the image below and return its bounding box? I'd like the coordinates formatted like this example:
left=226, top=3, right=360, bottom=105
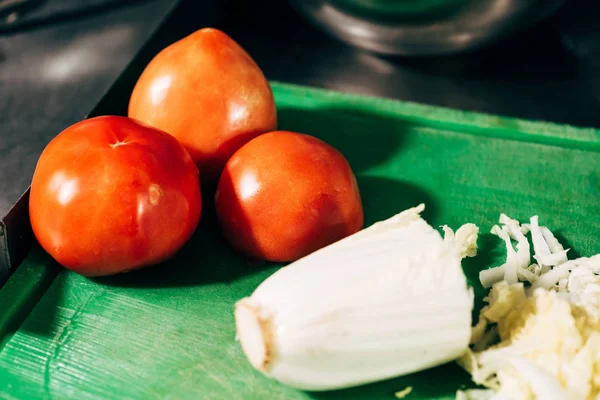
left=234, top=204, right=478, bottom=391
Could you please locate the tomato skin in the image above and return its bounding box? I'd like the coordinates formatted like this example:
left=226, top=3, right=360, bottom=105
left=128, top=27, right=277, bottom=184
left=215, top=130, right=364, bottom=262
left=29, top=116, right=202, bottom=277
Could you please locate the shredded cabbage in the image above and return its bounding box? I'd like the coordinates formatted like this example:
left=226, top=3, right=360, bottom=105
left=459, top=213, right=600, bottom=400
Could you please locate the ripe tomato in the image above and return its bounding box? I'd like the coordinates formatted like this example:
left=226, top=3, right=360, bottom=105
left=215, top=130, right=364, bottom=262
left=128, top=27, right=277, bottom=184
left=29, top=116, right=202, bottom=277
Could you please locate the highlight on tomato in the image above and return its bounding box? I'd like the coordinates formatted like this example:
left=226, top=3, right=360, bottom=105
left=215, top=130, right=364, bottom=262
left=29, top=115, right=203, bottom=277
left=128, top=27, right=277, bottom=184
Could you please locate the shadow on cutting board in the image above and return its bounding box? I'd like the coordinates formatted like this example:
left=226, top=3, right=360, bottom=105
left=95, top=104, right=437, bottom=289
left=461, top=232, right=502, bottom=317
left=356, top=176, right=438, bottom=226
left=307, top=363, right=476, bottom=400
left=276, top=106, right=407, bottom=174
left=92, top=199, right=256, bottom=289
left=94, top=175, right=437, bottom=290
left=0, top=246, right=63, bottom=341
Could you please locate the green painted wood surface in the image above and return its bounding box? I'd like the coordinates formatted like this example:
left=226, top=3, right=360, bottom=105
left=0, top=82, right=599, bottom=399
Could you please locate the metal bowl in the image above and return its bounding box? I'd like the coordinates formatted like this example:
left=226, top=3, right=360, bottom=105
left=288, top=0, right=568, bottom=56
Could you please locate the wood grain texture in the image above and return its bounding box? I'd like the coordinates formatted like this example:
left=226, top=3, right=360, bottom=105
left=0, top=83, right=599, bottom=399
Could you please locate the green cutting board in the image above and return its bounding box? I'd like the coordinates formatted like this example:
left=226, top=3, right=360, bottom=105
left=1, top=82, right=599, bottom=399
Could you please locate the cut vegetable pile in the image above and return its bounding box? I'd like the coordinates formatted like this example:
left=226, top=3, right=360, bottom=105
left=459, top=214, right=600, bottom=400
left=234, top=206, right=600, bottom=399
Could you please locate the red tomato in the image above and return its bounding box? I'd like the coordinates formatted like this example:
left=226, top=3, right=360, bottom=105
left=29, top=116, right=202, bottom=277
left=215, top=130, right=364, bottom=262
left=128, top=27, right=277, bottom=184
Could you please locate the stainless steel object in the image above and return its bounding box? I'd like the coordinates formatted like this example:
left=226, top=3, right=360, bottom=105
left=289, top=0, right=568, bottom=56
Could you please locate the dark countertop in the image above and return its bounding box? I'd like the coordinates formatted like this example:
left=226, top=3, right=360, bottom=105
left=2, top=0, right=600, bottom=218
left=0, top=0, right=180, bottom=215
left=0, top=0, right=599, bottom=280
left=221, top=0, right=600, bottom=129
